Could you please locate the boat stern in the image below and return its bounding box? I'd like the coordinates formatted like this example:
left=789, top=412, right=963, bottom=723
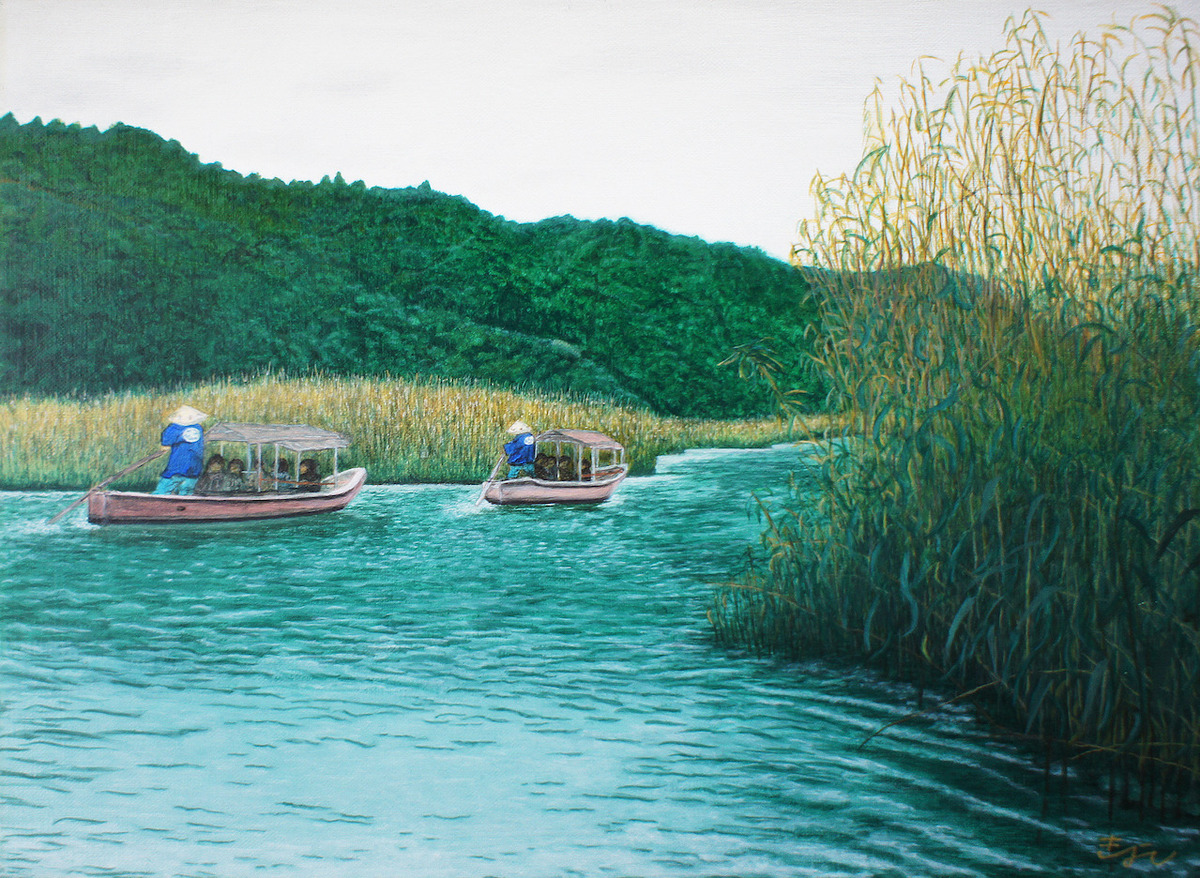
left=86, top=490, right=109, bottom=524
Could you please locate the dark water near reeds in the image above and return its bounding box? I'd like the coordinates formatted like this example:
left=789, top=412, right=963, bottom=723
left=2, top=445, right=1196, bottom=877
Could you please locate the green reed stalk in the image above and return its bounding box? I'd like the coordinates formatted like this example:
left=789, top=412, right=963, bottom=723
left=712, top=4, right=1200, bottom=816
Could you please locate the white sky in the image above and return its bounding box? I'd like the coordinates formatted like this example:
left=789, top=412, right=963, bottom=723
left=0, top=0, right=1163, bottom=260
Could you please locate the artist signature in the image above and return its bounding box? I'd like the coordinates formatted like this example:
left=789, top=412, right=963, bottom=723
left=1097, top=835, right=1178, bottom=867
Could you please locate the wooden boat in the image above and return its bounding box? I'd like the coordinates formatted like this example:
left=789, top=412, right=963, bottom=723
left=482, top=429, right=628, bottom=506
left=87, top=423, right=366, bottom=524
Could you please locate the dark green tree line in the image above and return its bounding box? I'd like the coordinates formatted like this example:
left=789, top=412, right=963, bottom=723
left=1, top=113, right=823, bottom=417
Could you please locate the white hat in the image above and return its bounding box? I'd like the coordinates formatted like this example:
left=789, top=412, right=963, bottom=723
left=507, top=420, right=531, bottom=434
left=168, top=404, right=209, bottom=425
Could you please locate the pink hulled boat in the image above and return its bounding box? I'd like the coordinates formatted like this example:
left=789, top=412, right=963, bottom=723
left=87, top=423, right=366, bottom=524
left=482, top=429, right=628, bottom=506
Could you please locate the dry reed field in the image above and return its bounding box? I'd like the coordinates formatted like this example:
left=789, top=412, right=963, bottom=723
left=711, top=6, right=1200, bottom=817
left=0, top=374, right=819, bottom=490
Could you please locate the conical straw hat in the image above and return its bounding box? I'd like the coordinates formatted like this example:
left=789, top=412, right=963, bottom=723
left=507, top=420, right=531, bottom=434
left=168, top=404, right=209, bottom=425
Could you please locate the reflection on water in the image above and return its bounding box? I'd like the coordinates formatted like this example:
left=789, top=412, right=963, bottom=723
left=1, top=445, right=1196, bottom=876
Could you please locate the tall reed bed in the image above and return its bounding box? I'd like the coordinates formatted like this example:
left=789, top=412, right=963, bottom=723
left=0, top=374, right=815, bottom=490
left=711, top=6, right=1200, bottom=816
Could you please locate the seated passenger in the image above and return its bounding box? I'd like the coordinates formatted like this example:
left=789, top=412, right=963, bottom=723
left=533, top=452, right=556, bottom=481
left=250, top=459, right=269, bottom=491
left=580, top=458, right=593, bottom=481
left=194, top=454, right=227, bottom=494
left=222, top=458, right=249, bottom=493
left=297, top=458, right=322, bottom=492
left=272, top=458, right=291, bottom=489
left=557, top=455, right=576, bottom=481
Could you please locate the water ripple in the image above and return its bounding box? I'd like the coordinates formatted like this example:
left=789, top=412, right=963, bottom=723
left=2, top=449, right=1197, bottom=877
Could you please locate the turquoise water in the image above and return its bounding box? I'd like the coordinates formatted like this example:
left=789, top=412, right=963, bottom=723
left=2, top=445, right=1195, bottom=877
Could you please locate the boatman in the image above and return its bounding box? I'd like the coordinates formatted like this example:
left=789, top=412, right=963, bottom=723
left=152, top=404, right=209, bottom=495
left=504, top=420, right=536, bottom=479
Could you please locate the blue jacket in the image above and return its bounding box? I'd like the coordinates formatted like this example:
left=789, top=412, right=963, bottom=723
left=160, top=423, right=205, bottom=478
left=504, top=432, right=536, bottom=466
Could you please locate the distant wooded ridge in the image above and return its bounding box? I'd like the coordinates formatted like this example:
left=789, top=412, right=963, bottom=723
left=0, top=113, right=824, bottom=418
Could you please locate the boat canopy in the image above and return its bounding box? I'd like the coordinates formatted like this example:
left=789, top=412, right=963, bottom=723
left=534, top=429, right=623, bottom=451
left=207, top=423, right=351, bottom=452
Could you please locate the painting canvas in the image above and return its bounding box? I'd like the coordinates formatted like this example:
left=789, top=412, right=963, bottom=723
left=2, top=1, right=1197, bottom=875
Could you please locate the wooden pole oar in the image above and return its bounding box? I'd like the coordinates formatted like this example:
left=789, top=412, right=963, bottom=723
left=46, top=449, right=167, bottom=524
left=475, top=454, right=508, bottom=506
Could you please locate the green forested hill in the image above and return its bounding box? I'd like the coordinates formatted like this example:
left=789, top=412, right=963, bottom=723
left=0, top=114, right=822, bottom=417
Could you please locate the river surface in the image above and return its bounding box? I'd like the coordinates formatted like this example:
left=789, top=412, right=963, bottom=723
left=1, top=445, right=1196, bottom=877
